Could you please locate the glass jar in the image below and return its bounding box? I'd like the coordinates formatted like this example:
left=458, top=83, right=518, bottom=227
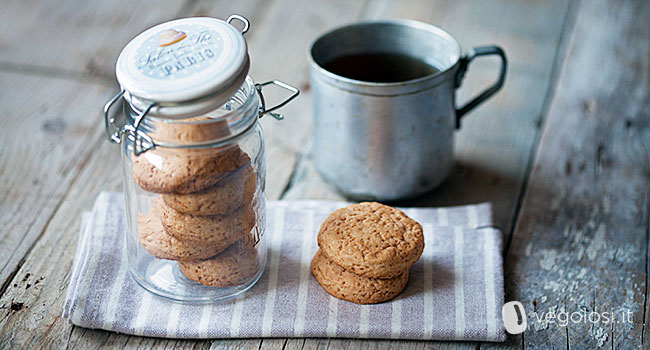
left=103, top=16, right=298, bottom=302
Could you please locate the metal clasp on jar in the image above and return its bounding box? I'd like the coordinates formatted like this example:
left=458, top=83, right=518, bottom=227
left=103, top=80, right=299, bottom=156
left=255, top=81, right=299, bottom=120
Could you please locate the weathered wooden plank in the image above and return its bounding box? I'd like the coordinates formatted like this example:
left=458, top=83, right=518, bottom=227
left=0, top=0, right=186, bottom=80
left=0, top=72, right=115, bottom=293
left=327, top=339, right=478, bottom=350
left=209, top=339, right=261, bottom=350
left=494, top=0, right=650, bottom=349
left=283, top=0, right=573, bottom=238
left=283, top=338, right=330, bottom=350
left=0, top=137, right=121, bottom=349
left=243, top=0, right=369, bottom=200
left=175, top=0, right=273, bottom=33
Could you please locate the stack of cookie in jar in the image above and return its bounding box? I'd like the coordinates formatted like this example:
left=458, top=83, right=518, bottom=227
left=131, top=118, right=261, bottom=287
left=311, top=202, right=424, bottom=304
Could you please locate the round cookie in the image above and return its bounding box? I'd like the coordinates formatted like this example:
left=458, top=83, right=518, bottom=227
left=317, top=202, right=424, bottom=279
left=131, top=145, right=250, bottom=194
left=178, top=240, right=260, bottom=287
left=138, top=199, right=225, bottom=261
left=159, top=197, right=256, bottom=246
left=310, top=249, right=408, bottom=304
left=161, top=163, right=257, bottom=216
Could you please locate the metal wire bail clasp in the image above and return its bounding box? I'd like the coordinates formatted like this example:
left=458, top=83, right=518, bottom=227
left=227, top=15, right=250, bottom=35
left=103, top=90, right=125, bottom=143
left=103, top=90, right=156, bottom=156
left=255, top=81, right=300, bottom=120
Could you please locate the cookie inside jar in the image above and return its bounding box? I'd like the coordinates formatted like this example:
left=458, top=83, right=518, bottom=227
left=117, top=76, right=270, bottom=302
left=130, top=114, right=264, bottom=289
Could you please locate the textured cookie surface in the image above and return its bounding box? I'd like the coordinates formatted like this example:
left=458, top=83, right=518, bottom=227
left=162, top=163, right=257, bottom=216
left=159, top=197, right=256, bottom=248
left=179, top=241, right=260, bottom=287
left=317, top=202, right=424, bottom=279
left=137, top=199, right=225, bottom=261
left=147, top=117, right=230, bottom=144
left=310, top=249, right=408, bottom=304
left=131, top=145, right=250, bottom=194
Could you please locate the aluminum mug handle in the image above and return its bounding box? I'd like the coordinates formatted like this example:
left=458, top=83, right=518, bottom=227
left=454, top=45, right=507, bottom=128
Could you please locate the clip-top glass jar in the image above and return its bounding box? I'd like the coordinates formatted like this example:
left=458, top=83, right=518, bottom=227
left=103, top=15, right=298, bottom=302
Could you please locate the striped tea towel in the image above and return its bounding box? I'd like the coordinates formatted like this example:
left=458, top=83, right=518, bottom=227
left=62, top=192, right=505, bottom=341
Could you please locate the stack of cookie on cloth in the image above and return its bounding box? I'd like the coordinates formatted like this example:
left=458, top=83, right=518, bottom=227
left=131, top=118, right=261, bottom=287
left=312, top=202, right=425, bottom=304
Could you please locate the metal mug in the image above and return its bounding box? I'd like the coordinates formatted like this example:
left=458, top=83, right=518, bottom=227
left=308, top=20, right=507, bottom=200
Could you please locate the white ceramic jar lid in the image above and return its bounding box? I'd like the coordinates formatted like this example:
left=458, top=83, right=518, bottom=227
left=115, top=16, right=250, bottom=118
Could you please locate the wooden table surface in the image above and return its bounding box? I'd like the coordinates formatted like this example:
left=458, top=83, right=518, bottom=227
left=1, top=0, right=648, bottom=349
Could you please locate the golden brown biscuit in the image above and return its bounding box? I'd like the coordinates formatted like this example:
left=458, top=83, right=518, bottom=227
left=161, top=164, right=257, bottom=216
left=137, top=199, right=226, bottom=261
left=131, top=146, right=250, bottom=194
left=147, top=117, right=231, bottom=145
left=178, top=240, right=260, bottom=287
left=317, top=202, right=424, bottom=279
left=159, top=197, right=256, bottom=247
left=311, top=249, right=408, bottom=304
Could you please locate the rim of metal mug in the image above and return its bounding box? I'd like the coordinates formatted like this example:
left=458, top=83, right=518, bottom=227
left=307, top=19, right=463, bottom=95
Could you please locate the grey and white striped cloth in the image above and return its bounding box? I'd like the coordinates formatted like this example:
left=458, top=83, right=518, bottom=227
left=63, top=192, right=505, bottom=341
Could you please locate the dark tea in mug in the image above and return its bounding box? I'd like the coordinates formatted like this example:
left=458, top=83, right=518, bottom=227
left=322, top=53, right=440, bottom=83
